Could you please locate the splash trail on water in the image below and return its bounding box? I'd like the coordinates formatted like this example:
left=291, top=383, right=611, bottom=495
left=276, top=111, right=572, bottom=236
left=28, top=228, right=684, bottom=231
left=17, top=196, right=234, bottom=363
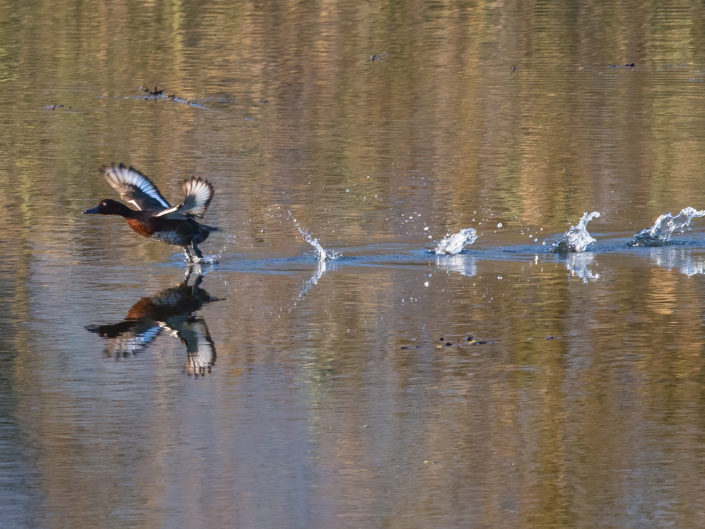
left=433, top=228, right=478, bottom=255
left=551, top=212, right=600, bottom=253
left=630, top=207, right=705, bottom=247
left=288, top=212, right=341, bottom=261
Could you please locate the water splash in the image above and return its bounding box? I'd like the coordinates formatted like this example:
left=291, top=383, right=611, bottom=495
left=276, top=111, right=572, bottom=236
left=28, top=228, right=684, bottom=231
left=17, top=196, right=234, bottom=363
left=630, top=207, right=705, bottom=247
left=288, top=212, right=341, bottom=261
left=189, top=233, right=235, bottom=264
left=551, top=212, right=600, bottom=253
left=194, top=254, right=219, bottom=265
left=433, top=228, right=478, bottom=255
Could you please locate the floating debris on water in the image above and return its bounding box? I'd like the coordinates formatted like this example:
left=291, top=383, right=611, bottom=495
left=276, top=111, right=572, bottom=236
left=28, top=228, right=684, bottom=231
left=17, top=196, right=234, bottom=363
left=402, top=335, right=497, bottom=350
left=433, top=227, right=478, bottom=255
left=551, top=211, right=600, bottom=253
left=629, top=207, right=705, bottom=247
left=466, top=336, right=496, bottom=345
left=138, top=85, right=211, bottom=109
left=140, top=84, right=165, bottom=97
left=44, top=104, right=72, bottom=111
left=288, top=211, right=341, bottom=261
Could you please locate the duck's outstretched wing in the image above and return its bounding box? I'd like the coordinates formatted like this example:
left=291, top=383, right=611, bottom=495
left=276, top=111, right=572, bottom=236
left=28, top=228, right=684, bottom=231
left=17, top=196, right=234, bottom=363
left=102, top=163, right=171, bottom=212
left=86, top=321, right=163, bottom=357
left=179, top=317, right=217, bottom=376
left=155, top=177, right=214, bottom=219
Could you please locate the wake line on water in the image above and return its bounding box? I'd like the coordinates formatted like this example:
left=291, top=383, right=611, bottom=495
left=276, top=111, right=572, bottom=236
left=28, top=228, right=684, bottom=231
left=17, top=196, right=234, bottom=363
left=288, top=205, right=705, bottom=260
left=427, top=207, right=705, bottom=259
left=210, top=206, right=705, bottom=269
left=546, top=207, right=705, bottom=255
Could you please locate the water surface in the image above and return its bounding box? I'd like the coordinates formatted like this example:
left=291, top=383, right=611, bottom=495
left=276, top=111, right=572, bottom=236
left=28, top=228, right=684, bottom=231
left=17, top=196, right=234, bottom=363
left=2, top=1, right=705, bottom=528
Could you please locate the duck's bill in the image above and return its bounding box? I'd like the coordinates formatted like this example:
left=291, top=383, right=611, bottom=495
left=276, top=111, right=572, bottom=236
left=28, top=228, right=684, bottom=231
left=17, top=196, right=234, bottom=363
left=83, top=206, right=100, bottom=214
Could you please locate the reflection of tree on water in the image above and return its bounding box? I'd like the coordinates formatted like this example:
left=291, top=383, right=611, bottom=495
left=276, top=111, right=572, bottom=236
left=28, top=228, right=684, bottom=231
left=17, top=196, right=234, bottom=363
left=86, top=268, right=218, bottom=376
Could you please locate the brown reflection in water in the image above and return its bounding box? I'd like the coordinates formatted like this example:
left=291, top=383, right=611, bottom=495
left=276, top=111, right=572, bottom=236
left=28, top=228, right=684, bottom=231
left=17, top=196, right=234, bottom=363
left=86, top=268, right=218, bottom=376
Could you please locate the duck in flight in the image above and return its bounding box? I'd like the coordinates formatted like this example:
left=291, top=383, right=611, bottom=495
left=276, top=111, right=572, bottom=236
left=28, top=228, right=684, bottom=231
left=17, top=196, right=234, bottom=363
left=84, top=164, right=218, bottom=262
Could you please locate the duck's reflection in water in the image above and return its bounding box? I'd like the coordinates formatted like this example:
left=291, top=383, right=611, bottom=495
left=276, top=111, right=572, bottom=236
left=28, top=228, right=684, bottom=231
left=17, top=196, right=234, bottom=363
left=87, top=268, right=219, bottom=376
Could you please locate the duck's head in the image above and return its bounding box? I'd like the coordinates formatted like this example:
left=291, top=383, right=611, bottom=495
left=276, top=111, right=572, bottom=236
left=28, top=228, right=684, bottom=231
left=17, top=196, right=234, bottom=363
left=83, top=199, right=133, bottom=216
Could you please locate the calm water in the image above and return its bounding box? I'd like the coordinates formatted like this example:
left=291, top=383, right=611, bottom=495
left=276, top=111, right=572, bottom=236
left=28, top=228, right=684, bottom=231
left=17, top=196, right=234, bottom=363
left=3, top=1, right=705, bottom=528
